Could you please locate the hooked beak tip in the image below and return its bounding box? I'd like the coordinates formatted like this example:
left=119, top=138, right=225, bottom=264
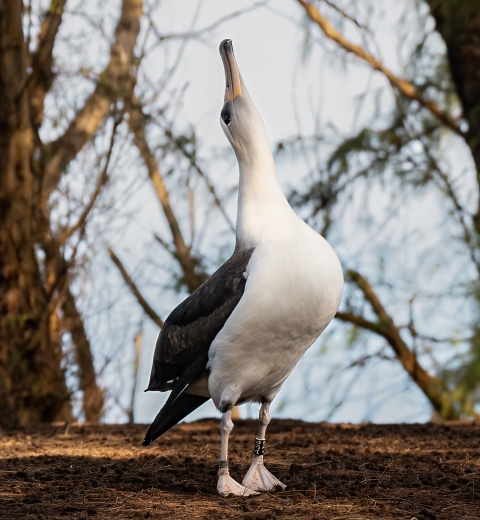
left=220, top=39, right=233, bottom=54
left=220, top=39, right=241, bottom=102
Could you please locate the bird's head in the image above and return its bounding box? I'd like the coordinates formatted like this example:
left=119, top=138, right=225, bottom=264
left=219, top=39, right=269, bottom=166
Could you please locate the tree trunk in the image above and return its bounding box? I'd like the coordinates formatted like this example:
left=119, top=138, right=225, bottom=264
left=62, top=290, right=105, bottom=422
left=0, top=0, right=71, bottom=427
left=426, top=0, right=480, bottom=225
left=0, top=0, right=144, bottom=427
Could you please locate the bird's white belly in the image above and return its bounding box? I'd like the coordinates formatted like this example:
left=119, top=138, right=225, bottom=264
left=206, top=227, right=343, bottom=410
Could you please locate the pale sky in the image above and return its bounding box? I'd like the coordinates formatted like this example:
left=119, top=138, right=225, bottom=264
left=50, top=0, right=475, bottom=424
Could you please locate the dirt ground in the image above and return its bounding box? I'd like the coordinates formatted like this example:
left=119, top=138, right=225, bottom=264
left=0, top=419, right=479, bottom=519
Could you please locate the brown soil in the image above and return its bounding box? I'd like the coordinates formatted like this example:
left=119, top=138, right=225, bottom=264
left=0, top=420, right=479, bottom=519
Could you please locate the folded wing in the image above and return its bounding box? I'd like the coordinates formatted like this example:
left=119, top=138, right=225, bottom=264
left=143, top=247, right=254, bottom=445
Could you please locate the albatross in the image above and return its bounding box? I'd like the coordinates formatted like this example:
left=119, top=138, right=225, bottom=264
left=143, top=39, right=344, bottom=496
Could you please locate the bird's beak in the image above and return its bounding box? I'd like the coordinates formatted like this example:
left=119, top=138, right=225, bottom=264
left=220, top=39, right=241, bottom=102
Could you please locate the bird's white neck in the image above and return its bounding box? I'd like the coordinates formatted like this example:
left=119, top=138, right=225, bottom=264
left=235, top=140, right=293, bottom=250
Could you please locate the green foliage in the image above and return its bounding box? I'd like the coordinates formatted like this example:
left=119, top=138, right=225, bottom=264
left=290, top=0, right=480, bottom=419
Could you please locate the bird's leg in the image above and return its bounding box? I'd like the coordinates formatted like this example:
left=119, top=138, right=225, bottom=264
left=217, top=408, right=257, bottom=497
left=241, top=402, right=286, bottom=492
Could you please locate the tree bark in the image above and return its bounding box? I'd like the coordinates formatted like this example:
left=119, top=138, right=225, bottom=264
left=0, top=0, right=143, bottom=427
left=425, top=1, right=480, bottom=226
left=36, top=0, right=142, bottom=422
left=62, top=289, right=105, bottom=422
left=29, top=0, right=67, bottom=129
left=0, top=0, right=71, bottom=427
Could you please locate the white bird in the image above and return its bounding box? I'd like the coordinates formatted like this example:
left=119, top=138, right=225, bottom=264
left=143, top=39, right=343, bottom=497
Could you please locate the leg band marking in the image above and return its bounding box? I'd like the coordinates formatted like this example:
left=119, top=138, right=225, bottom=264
left=254, top=438, right=265, bottom=456
left=218, top=460, right=229, bottom=468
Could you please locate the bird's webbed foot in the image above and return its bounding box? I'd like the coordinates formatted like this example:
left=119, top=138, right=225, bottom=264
left=242, top=455, right=286, bottom=492
left=217, top=466, right=258, bottom=497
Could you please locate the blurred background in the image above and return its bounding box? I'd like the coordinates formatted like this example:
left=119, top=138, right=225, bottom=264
left=1, top=0, right=479, bottom=428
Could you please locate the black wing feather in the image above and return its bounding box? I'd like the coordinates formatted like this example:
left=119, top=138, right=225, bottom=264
left=143, top=394, right=209, bottom=446
left=146, top=247, right=254, bottom=391
left=142, top=248, right=253, bottom=445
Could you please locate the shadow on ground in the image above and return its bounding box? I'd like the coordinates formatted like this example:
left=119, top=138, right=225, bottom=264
left=0, top=420, right=479, bottom=519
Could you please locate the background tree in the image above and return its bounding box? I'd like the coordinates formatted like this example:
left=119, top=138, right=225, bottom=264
left=290, top=0, right=480, bottom=419
left=0, top=0, right=249, bottom=426
left=108, top=0, right=480, bottom=422
left=2, top=0, right=479, bottom=427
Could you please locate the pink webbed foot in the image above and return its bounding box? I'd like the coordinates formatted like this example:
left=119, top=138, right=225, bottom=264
left=241, top=455, right=286, bottom=492
left=217, top=467, right=259, bottom=497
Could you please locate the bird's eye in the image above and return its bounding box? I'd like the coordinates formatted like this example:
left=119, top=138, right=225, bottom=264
left=222, top=113, right=231, bottom=125
left=221, top=107, right=232, bottom=125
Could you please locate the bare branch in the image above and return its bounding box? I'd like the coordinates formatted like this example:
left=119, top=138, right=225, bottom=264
left=127, top=328, right=142, bottom=424
left=147, top=1, right=268, bottom=43
left=41, top=0, right=143, bottom=210
left=108, top=248, right=164, bottom=329
left=296, top=0, right=465, bottom=138
left=336, top=310, right=383, bottom=335
left=58, top=109, right=124, bottom=246
left=128, top=98, right=204, bottom=293
left=170, top=130, right=236, bottom=233
left=62, top=288, right=105, bottom=422
left=153, top=233, right=177, bottom=258
left=29, top=0, right=67, bottom=128
left=418, top=139, right=480, bottom=275
left=336, top=270, right=467, bottom=419
left=322, top=0, right=368, bottom=31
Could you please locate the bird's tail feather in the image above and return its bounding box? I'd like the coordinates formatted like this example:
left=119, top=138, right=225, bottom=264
left=143, top=393, right=209, bottom=446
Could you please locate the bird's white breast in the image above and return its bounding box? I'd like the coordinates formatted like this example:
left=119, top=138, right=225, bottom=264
left=206, top=214, right=343, bottom=409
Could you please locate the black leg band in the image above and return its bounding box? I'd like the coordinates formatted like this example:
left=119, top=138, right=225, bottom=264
left=218, top=460, right=229, bottom=468
left=254, top=438, right=265, bottom=456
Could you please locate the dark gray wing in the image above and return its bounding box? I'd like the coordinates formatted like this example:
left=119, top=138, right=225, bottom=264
left=142, top=247, right=254, bottom=445
left=145, top=247, right=254, bottom=392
